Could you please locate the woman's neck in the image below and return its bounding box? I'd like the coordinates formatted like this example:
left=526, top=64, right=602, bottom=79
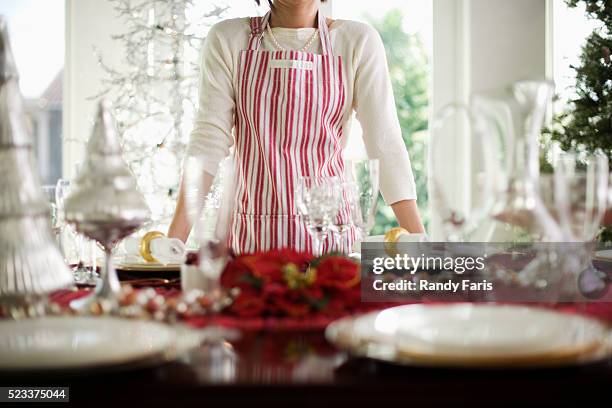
left=269, top=1, right=319, bottom=29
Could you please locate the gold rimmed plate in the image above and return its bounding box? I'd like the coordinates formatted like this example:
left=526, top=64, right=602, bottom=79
left=107, top=256, right=181, bottom=273
left=325, top=304, right=612, bottom=368
left=116, top=262, right=181, bottom=272
left=594, top=249, right=612, bottom=262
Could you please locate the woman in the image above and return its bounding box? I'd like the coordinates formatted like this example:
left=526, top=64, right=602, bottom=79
left=169, top=0, right=424, bottom=254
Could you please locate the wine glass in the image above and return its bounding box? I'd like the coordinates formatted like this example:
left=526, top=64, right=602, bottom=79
left=331, top=181, right=360, bottom=254
left=344, top=159, right=379, bottom=240
left=531, top=153, right=609, bottom=298
left=430, top=104, right=495, bottom=241
left=555, top=153, right=609, bottom=298
left=182, top=154, right=236, bottom=296
left=41, top=185, right=58, bottom=235
left=553, top=153, right=609, bottom=242
left=55, top=179, right=90, bottom=284
left=295, top=176, right=340, bottom=256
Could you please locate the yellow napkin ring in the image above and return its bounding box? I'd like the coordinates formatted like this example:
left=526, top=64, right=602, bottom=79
left=384, top=227, right=409, bottom=256
left=139, top=231, right=165, bottom=263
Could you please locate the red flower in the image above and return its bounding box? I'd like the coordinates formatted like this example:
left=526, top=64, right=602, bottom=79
left=271, top=291, right=312, bottom=317
left=220, top=257, right=258, bottom=290
left=315, top=256, right=360, bottom=289
left=220, top=250, right=362, bottom=318
left=229, top=287, right=266, bottom=317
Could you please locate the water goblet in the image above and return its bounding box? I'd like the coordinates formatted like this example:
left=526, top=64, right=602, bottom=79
left=344, top=159, right=379, bottom=240
left=56, top=179, right=91, bottom=284
left=552, top=153, right=609, bottom=298
left=295, top=176, right=340, bottom=256
left=183, top=155, right=235, bottom=297
left=430, top=104, right=495, bottom=241
left=331, top=181, right=358, bottom=236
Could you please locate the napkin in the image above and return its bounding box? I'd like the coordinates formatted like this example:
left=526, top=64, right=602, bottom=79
left=119, top=236, right=186, bottom=264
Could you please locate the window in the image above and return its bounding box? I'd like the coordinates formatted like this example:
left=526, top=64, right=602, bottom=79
left=551, top=0, right=602, bottom=108
left=331, top=0, right=433, bottom=234
left=1, top=0, right=65, bottom=186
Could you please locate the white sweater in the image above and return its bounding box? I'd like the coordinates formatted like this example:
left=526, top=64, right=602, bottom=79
left=187, top=17, right=417, bottom=204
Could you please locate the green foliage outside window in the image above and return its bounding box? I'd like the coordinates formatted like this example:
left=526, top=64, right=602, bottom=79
left=368, top=10, right=430, bottom=235
left=547, top=0, right=612, bottom=242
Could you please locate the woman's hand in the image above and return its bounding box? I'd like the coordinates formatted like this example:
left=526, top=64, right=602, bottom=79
left=167, top=171, right=215, bottom=242
left=391, top=199, right=425, bottom=233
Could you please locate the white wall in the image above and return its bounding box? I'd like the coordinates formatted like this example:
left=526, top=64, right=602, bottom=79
left=469, top=0, right=547, bottom=94
left=63, top=0, right=125, bottom=178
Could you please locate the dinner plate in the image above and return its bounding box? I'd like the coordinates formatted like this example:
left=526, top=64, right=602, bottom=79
left=111, top=256, right=181, bottom=272
left=116, top=261, right=181, bottom=272
left=594, top=249, right=612, bottom=262
left=326, top=304, right=612, bottom=368
left=0, top=317, right=203, bottom=372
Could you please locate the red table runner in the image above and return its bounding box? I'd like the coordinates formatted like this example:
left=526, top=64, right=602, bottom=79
left=49, top=288, right=612, bottom=331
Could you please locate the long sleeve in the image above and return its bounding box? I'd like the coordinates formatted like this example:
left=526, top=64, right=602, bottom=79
left=185, top=23, right=236, bottom=176
left=352, top=25, right=417, bottom=204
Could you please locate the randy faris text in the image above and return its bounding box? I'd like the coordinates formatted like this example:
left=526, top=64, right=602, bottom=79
left=372, top=279, right=493, bottom=293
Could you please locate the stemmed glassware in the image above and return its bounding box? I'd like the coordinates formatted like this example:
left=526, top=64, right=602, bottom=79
left=430, top=104, right=495, bottom=241
left=295, top=176, right=340, bottom=256
left=515, top=152, right=609, bottom=298
left=544, top=153, right=609, bottom=298
left=343, top=159, right=379, bottom=240
left=183, top=154, right=236, bottom=297
left=55, top=179, right=100, bottom=286
left=41, top=185, right=59, bottom=234
left=330, top=181, right=359, bottom=251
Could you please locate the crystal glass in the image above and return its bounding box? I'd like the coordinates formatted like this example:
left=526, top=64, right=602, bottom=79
left=430, top=104, right=495, bottom=241
left=55, top=179, right=93, bottom=285
left=183, top=155, right=235, bottom=297
left=56, top=179, right=100, bottom=286
left=343, top=159, right=379, bottom=240
left=41, top=185, right=58, bottom=234
left=531, top=153, right=609, bottom=298
left=331, top=181, right=360, bottom=254
left=553, top=153, right=609, bottom=241
left=295, top=176, right=340, bottom=256
left=474, top=80, right=555, bottom=235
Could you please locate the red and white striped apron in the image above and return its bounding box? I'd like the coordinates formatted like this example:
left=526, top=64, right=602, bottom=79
left=229, top=11, right=356, bottom=255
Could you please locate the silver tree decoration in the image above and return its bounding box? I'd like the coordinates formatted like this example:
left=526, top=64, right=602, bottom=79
left=93, top=0, right=227, bottom=221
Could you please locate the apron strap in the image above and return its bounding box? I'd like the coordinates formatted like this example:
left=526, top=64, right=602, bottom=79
left=247, top=12, right=271, bottom=51
left=317, top=11, right=333, bottom=56
left=247, top=10, right=334, bottom=55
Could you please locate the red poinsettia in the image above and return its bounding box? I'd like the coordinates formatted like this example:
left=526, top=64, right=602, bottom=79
left=220, top=249, right=361, bottom=318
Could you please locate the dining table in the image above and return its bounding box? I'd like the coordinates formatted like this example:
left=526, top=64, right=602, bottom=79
left=2, top=266, right=612, bottom=408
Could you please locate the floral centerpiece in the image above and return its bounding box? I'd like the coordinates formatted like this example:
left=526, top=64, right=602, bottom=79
left=220, top=249, right=361, bottom=318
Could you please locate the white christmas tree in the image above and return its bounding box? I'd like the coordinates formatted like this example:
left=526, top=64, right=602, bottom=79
left=93, top=0, right=227, bottom=221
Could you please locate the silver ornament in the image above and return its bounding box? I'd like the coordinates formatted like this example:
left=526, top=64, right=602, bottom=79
left=64, top=100, right=150, bottom=311
left=0, top=16, right=73, bottom=314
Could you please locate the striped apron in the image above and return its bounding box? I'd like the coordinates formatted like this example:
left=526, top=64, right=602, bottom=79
left=229, top=11, right=356, bottom=255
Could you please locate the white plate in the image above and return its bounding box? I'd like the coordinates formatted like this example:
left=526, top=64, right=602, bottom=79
left=116, top=262, right=181, bottom=272
left=326, top=304, right=612, bottom=367
left=0, top=317, right=203, bottom=371
left=109, top=256, right=181, bottom=272
left=595, top=249, right=612, bottom=262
